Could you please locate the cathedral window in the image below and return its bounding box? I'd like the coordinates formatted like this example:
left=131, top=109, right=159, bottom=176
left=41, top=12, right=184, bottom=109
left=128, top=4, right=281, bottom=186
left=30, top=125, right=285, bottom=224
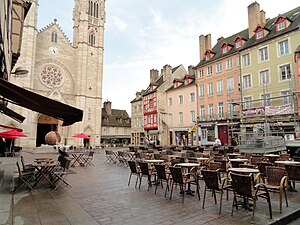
left=89, top=1, right=99, bottom=18
left=51, top=32, right=57, bottom=43
left=89, top=1, right=93, bottom=16
left=89, top=32, right=96, bottom=46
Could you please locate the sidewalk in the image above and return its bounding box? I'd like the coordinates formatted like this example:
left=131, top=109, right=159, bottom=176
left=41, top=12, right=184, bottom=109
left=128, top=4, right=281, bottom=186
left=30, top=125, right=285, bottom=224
left=1, top=148, right=300, bottom=225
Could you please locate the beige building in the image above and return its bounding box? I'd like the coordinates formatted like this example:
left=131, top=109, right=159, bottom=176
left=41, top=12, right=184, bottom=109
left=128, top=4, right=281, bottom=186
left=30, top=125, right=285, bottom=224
left=0, top=0, right=106, bottom=148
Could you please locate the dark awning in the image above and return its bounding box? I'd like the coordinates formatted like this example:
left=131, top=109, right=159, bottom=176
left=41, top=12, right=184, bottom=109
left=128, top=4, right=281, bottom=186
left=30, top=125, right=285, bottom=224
left=0, top=78, right=83, bottom=126
left=0, top=103, right=25, bottom=123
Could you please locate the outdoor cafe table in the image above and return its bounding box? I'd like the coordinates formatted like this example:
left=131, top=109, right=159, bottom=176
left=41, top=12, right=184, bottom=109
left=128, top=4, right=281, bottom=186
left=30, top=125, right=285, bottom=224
left=70, top=152, right=85, bottom=167
left=228, top=167, right=259, bottom=174
left=176, top=163, right=200, bottom=195
left=227, top=153, right=241, bottom=159
left=144, top=159, right=165, bottom=163
left=264, top=154, right=280, bottom=163
left=31, top=161, right=57, bottom=188
left=275, top=160, right=300, bottom=165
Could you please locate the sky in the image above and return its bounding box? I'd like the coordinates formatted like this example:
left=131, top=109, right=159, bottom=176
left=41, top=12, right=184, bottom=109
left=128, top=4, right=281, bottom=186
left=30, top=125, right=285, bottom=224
left=37, top=0, right=300, bottom=114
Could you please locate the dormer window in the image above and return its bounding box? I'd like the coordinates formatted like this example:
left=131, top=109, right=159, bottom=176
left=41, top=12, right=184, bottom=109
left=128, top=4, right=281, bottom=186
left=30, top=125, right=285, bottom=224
left=254, top=25, right=270, bottom=40
left=275, top=16, right=289, bottom=32
left=205, top=54, right=210, bottom=60
left=204, top=50, right=215, bottom=61
left=234, top=36, right=245, bottom=49
left=184, top=79, right=189, bottom=85
left=173, top=80, right=179, bottom=88
left=222, top=47, right=227, bottom=54
left=235, top=41, right=241, bottom=49
left=256, top=30, right=263, bottom=40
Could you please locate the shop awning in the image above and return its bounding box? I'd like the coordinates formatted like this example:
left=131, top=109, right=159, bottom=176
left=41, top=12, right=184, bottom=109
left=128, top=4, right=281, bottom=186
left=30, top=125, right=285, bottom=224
left=0, top=103, right=25, bottom=123
left=0, top=78, right=83, bottom=126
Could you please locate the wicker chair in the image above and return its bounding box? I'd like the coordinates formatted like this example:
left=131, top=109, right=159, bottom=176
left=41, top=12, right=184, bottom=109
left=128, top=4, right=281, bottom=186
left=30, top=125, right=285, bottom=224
left=230, top=172, right=272, bottom=223
left=279, top=153, right=290, bottom=161
left=257, top=162, right=273, bottom=183
left=138, top=162, right=157, bottom=190
left=201, top=169, right=232, bottom=214
left=285, top=164, right=300, bottom=191
left=154, top=164, right=171, bottom=197
left=169, top=166, right=200, bottom=203
left=127, top=161, right=141, bottom=188
left=264, top=166, right=288, bottom=213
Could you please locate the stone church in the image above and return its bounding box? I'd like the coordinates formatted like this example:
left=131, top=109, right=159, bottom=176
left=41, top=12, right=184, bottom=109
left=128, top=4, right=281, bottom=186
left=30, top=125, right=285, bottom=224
left=1, top=0, right=106, bottom=148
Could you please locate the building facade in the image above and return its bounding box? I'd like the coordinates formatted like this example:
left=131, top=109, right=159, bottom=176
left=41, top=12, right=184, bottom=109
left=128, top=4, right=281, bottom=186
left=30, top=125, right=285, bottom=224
left=1, top=0, right=106, bottom=147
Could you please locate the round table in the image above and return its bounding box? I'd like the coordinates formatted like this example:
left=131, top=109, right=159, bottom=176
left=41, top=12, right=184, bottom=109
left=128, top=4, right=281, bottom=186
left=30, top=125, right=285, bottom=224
left=275, top=160, right=300, bottom=165
left=177, top=163, right=200, bottom=167
left=228, top=167, right=259, bottom=174
left=144, top=159, right=165, bottom=163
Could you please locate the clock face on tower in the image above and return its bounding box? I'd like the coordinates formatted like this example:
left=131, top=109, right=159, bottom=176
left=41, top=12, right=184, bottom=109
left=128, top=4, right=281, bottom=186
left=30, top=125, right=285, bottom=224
left=49, top=46, right=58, bottom=55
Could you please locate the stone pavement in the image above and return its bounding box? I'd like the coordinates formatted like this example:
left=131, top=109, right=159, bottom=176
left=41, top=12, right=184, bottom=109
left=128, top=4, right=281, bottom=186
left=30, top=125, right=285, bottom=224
left=1, top=147, right=300, bottom=225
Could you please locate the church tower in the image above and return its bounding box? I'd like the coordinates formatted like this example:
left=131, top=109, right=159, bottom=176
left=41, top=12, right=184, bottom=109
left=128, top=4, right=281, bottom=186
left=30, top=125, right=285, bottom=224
left=72, top=0, right=105, bottom=145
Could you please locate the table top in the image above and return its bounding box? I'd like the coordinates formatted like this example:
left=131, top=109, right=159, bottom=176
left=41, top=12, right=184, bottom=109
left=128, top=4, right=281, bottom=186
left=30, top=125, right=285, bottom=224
left=32, top=162, right=56, bottom=167
left=229, top=158, right=248, bottom=162
left=264, top=154, right=280, bottom=157
left=275, top=160, right=300, bottom=165
left=144, top=159, right=165, bottom=163
left=196, top=157, right=210, bottom=161
left=227, top=153, right=241, bottom=156
left=177, top=163, right=200, bottom=167
left=228, top=167, right=259, bottom=173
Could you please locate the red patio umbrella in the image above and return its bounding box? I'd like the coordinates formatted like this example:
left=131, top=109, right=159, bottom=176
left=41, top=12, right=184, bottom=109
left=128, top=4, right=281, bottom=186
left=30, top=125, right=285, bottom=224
left=72, top=133, right=91, bottom=139
left=0, top=129, right=27, bottom=138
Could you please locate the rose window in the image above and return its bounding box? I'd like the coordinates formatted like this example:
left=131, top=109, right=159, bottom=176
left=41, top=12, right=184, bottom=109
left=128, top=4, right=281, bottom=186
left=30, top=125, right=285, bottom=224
left=40, top=65, right=64, bottom=88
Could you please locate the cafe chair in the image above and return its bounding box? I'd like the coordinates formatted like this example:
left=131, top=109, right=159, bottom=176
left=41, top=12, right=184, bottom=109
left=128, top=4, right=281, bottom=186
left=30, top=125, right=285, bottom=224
left=169, top=166, right=200, bottom=204
left=105, top=150, right=116, bottom=163
left=138, top=162, right=157, bottom=191
left=154, top=164, right=172, bottom=197
left=201, top=169, right=232, bottom=214
left=20, top=156, right=35, bottom=173
left=52, top=158, right=72, bottom=189
left=82, top=151, right=94, bottom=166
left=12, top=161, right=35, bottom=192
left=128, top=161, right=141, bottom=188
left=230, top=172, right=272, bottom=223
left=263, top=166, right=288, bottom=213
left=257, top=162, right=273, bottom=183
left=279, top=153, right=290, bottom=161
left=285, top=164, right=300, bottom=191
left=249, top=156, right=263, bottom=166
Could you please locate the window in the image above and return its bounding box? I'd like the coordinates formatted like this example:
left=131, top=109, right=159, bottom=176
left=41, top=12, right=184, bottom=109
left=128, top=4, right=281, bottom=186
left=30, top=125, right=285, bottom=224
left=149, top=99, right=154, bottom=108
left=105, top=127, right=110, bottom=134
left=226, top=59, right=233, bottom=69
left=278, top=40, right=289, bottom=56
left=216, top=80, right=223, bottom=94
left=260, top=70, right=270, bottom=85
left=179, top=112, right=183, bottom=124
left=281, top=90, right=292, bottom=105
left=190, top=92, right=195, bottom=102
left=244, top=96, right=253, bottom=109
left=199, top=85, right=204, bottom=98
left=208, top=83, right=214, bottom=96
left=190, top=110, right=195, bottom=123
left=227, top=77, right=234, bottom=93
left=216, top=62, right=222, bottom=72
left=277, top=20, right=286, bottom=31
left=243, top=74, right=251, bottom=88
left=256, top=30, right=263, bottom=39
left=153, top=114, right=157, bottom=123
left=218, top=102, right=224, bottom=119
left=147, top=115, right=151, bottom=124
left=89, top=32, right=95, bottom=46
left=222, top=47, right=227, bottom=54
left=261, top=93, right=271, bottom=106
left=242, top=53, right=250, bottom=67
left=115, top=127, right=119, bottom=134
left=279, top=64, right=291, bottom=80
left=200, top=105, right=205, bottom=120
left=235, top=41, right=241, bottom=49
left=259, top=47, right=269, bottom=62
left=198, top=69, right=204, bottom=78
left=51, top=32, right=57, bottom=43
left=208, top=104, right=214, bottom=120
left=207, top=66, right=212, bottom=75
left=179, top=95, right=183, bottom=104
left=169, top=97, right=172, bottom=106
left=237, top=56, right=240, bottom=66
left=227, top=100, right=234, bottom=117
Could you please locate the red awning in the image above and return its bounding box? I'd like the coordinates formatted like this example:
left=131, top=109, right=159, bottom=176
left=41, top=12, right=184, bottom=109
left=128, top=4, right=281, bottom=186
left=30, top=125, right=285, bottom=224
left=0, top=78, right=83, bottom=126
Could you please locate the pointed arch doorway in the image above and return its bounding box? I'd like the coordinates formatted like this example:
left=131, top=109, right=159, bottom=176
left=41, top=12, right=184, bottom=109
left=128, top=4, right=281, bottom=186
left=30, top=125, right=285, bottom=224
left=36, top=115, right=58, bottom=147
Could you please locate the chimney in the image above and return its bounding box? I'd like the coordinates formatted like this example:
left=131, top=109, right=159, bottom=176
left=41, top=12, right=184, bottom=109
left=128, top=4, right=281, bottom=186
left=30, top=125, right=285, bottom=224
left=217, top=36, right=224, bottom=42
left=103, top=100, right=112, bottom=115
left=205, top=34, right=211, bottom=50
left=199, top=34, right=205, bottom=60
left=248, top=2, right=262, bottom=38
left=260, top=10, right=266, bottom=25
left=162, top=64, right=172, bottom=81
left=188, top=65, right=195, bottom=76
left=199, top=34, right=211, bottom=61
left=150, top=69, right=159, bottom=83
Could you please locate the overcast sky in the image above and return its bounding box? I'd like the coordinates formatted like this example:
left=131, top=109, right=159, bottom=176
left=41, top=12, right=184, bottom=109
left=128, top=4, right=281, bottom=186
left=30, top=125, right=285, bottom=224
left=37, top=0, right=300, bottom=114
